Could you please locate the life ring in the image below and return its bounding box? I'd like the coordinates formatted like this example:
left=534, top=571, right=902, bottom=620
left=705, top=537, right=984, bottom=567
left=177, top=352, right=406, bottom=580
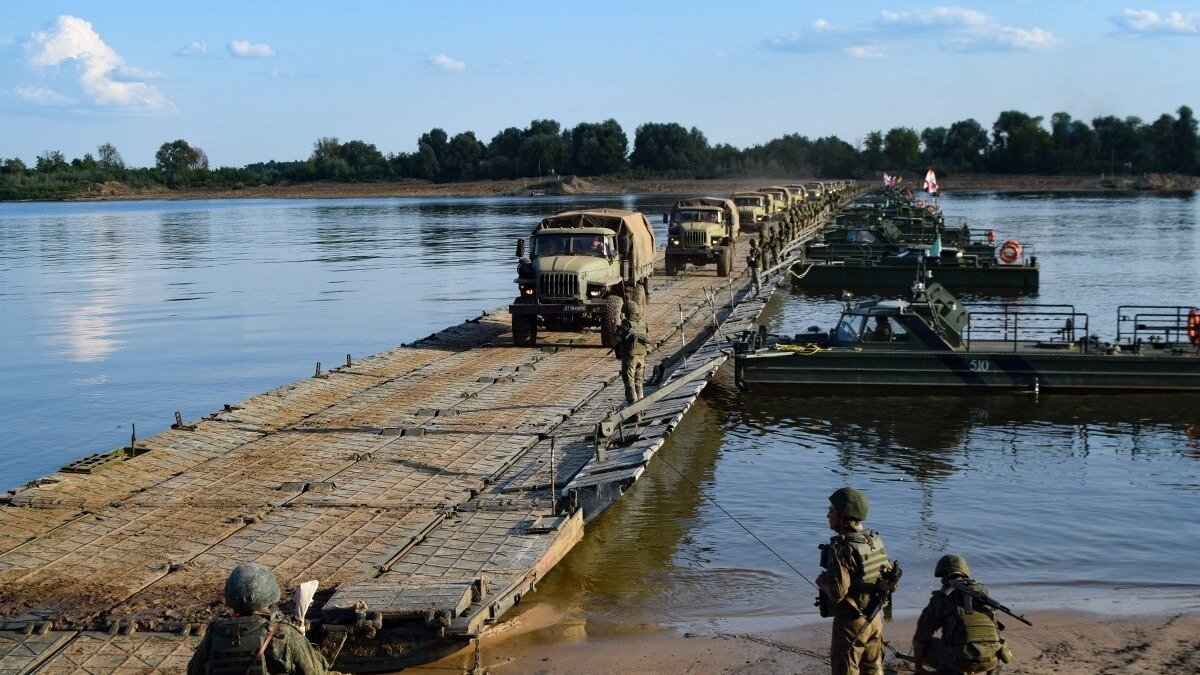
left=986, top=229, right=996, bottom=245
left=924, top=205, right=936, bottom=214
left=916, top=199, right=926, bottom=208
left=1188, top=308, right=1200, bottom=345
left=998, top=239, right=1022, bottom=264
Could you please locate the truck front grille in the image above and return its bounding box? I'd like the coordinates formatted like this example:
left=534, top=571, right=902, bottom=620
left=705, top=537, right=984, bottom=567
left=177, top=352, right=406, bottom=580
left=683, top=231, right=710, bottom=247
left=538, top=273, right=579, bottom=298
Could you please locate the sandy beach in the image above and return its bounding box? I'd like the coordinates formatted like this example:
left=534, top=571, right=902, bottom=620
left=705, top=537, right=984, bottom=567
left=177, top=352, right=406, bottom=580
left=415, top=604, right=1200, bottom=674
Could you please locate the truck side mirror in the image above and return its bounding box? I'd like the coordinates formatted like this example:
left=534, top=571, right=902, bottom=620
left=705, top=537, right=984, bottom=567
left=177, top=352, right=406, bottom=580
left=662, top=212, right=669, bottom=224
left=516, top=238, right=525, bottom=258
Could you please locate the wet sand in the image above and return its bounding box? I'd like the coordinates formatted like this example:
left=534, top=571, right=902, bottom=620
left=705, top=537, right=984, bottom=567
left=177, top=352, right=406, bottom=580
left=415, top=605, right=1199, bottom=674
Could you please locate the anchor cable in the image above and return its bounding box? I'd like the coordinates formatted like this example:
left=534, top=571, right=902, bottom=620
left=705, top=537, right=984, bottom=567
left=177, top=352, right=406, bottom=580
left=650, top=451, right=820, bottom=591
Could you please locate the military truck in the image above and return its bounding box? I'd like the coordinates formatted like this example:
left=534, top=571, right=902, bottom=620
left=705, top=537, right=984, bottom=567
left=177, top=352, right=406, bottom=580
left=511, top=209, right=655, bottom=347
left=731, top=191, right=776, bottom=233
left=663, top=197, right=740, bottom=277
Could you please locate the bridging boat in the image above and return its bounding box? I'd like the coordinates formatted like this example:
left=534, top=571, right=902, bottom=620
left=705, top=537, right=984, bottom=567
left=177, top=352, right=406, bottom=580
left=734, top=282, right=1200, bottom=393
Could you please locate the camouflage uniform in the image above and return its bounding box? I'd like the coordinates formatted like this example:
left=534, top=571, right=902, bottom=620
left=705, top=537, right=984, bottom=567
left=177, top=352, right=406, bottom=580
left=188, top=612, right=330, bottom=675
left=746, top=240, right=762, bottom=295
left=189, top=563, right=329, bottom=675
left=615, top=301, right=649, bottom=403
left=913, top=557, right=1008, bottom=675
left=820, top=527, right=887, bottom=675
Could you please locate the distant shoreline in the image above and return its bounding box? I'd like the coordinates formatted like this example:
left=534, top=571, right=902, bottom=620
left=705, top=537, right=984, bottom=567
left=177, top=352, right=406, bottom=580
left=43, top=172, right=1200, bottom=203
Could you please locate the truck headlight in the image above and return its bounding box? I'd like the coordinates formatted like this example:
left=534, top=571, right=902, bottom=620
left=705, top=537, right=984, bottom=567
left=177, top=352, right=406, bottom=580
left=670, top=238, right=680, bottom=245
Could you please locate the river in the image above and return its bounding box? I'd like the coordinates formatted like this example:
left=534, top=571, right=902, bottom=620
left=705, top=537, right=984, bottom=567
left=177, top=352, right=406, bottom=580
left=1, top=192, right=1197, bottom=630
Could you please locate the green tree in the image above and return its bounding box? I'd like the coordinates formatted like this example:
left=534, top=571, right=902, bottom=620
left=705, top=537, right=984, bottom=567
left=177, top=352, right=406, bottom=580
left=568, top=119, right=628, bottom=175
left=942, top=119, right=988, bottom=172
left=97, top=142, right=124, bottom=169
left=442, top=132, right=485, bottom=181
left=861, top=131, right=883, bottom=171
left=1172, top=105, right=1197, bottom=173
left=155, top=139, right=208, bottom=185
left=35, top=150, right=68, bottom=173
left=411, top=142, right=440, bottom=181
left=1050, top=113, right=1097, bottom=173
left=811, top=136, right=861, bottom=177
left=920, top=127, right=948, bottom=166
left=883, top=127, right=921, bottom=169
left=1, top=158, right=27, bottom=175
left=1092, top=115, right=1143, bottom=174
left=990, top=111, right=1052, bottom=173
left=630, top=122, right=710, bottom=173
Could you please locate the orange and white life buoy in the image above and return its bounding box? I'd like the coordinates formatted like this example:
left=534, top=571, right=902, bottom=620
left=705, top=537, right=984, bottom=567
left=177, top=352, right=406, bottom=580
left=916, top=199, right=926, bottom=208
left=924, top=204, right=936, bottom=214
left=986, top=229, right=996, bottom=245
left=998, top=239, right=1022, bottom=264
left=1188, top=308, right=1200, bottom=345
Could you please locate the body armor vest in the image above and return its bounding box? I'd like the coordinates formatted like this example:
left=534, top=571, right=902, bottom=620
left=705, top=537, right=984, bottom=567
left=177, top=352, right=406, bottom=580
left=942, top=581, right=1004, bottom=674
left=817, top=529, right=891, bottom=616
left=205, top=615, right=277, bottom=675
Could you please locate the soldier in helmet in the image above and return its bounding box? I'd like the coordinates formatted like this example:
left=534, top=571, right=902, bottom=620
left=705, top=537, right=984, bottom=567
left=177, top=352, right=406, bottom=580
left=746, top=238, right=762, bottom=296
left=188, top=563, right=330, bottom=675
left=912, top=555, right=1012, bottom=675
left=816, top=487, right=893, bottom=675
left=614, top=299, right=649, bottom=404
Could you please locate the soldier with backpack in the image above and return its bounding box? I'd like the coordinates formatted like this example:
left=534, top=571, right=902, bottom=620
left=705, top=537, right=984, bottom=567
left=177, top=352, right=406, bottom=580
left=816, top=487, right=897, bottom=675
left=188, top=563, right=330, bottom=675
left=912, top=555, right=1014, bottom=675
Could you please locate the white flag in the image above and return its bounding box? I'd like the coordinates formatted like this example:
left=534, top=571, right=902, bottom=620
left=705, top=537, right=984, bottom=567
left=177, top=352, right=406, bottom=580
left=923, top=168, right=939, bottom=194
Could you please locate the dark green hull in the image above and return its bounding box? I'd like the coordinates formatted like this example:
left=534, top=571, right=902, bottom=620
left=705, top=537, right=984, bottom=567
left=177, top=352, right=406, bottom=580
left=736, top=347, right=1200, bottom=393
left=791, top=260, right=1039, bottom=292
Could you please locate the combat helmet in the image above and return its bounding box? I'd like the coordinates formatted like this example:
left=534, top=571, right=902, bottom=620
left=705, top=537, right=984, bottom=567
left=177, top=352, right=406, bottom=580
left=623, top=300, right=642, bottom=317
left=828, top=486, right=869, bottom=521
left=935, top=554, right=970, bottom=578
left=224, top=562, right=281, bottom=613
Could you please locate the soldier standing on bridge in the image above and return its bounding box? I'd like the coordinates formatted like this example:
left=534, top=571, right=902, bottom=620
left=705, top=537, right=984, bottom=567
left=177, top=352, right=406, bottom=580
left=746, top=238, right=762, bottom=296
left=615, top=300, right=649, bottom=405
left=189, top=563, right=330, bottom=675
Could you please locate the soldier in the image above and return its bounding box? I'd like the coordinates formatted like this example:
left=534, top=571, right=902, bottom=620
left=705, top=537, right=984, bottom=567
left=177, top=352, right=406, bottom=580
left=746, top=238, right=762, bottom=296
left=816, top=487, right=893, bottom=675
left=614, top=299, right=649, bottom=404
left=188, top=563, right=330, bottom=675
left=771, top=225, right=783, bottom=266
left=912, top=555, right=1012, bottom=675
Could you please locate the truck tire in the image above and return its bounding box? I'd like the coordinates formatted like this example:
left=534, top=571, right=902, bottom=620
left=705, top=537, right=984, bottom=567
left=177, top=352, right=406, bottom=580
left=600, top=296, right=623, bottom=348
left=633, top=283, right=648, bottom=309
left=716, top=247, right=731, bottom=277
left=512, top=314, right=537, bottom=347
left=665, top=254, right=679, bottom=276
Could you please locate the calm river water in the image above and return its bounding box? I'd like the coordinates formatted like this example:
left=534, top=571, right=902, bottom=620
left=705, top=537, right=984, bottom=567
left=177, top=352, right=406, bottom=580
left=1, top=192, right=1198, bottom=628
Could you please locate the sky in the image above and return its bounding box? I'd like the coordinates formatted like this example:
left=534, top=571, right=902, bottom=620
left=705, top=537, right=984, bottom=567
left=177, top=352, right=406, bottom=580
left=1, top=1, right=1197, bottom=167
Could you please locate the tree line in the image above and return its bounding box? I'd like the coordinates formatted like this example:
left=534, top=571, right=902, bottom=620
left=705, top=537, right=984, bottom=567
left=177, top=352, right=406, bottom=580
left=3, top=105, right=1196, bottom=199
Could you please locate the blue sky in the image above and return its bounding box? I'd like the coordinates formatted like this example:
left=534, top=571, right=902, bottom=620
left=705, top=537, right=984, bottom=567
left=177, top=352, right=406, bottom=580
left=1, top=2, right=1196, bottom=167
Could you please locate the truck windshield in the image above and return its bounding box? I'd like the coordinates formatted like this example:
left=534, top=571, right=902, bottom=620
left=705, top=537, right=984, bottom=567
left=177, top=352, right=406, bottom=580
left=734, top=197, right=763, bottom=207
left=674, top=209, right=721, bottom=223
left=532, top=233, right=611, bottom=257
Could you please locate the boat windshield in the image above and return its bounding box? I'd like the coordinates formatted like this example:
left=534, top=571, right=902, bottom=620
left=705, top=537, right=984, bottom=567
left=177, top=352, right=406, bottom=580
left=832, top=314, right=864, bottom=345
left=532, top=233, right=613, bottom=257
left=845, top=229, right=879, bottom=244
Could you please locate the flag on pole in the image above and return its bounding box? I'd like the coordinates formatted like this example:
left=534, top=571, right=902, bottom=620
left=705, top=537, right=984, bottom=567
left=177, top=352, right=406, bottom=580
left=923, top=168, right=939, bottom=194
left=883, top=172, right=895, bottom=186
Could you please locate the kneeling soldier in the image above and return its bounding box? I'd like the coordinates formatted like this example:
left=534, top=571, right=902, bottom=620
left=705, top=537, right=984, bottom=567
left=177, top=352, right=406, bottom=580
left=912, top=555, right=1012, bottom=675
left=188, top=563, right=330, bottom=675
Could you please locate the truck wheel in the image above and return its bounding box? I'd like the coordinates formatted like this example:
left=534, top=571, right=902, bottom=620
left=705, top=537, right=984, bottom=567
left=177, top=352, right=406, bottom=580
left=633, top=283, right=648, bottom=309
left=600, top=296, right=623, bottom=348
left=665, top=254, right=679, bottom=276
left=512, top=314, right=537, bottom=347
left=716, top=247, right=731, bottom=277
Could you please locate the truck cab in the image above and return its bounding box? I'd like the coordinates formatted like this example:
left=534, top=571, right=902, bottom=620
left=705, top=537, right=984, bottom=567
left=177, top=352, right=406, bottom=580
left=663, top=197, right=740, bottom=276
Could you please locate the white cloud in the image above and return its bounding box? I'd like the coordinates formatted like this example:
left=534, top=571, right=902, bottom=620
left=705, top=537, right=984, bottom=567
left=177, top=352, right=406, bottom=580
left=177, top=41, right=208, bottom=56
left=115, top=65, right=165, bottom=81
left=1111, top=9, right=1199, bottom=36
left=228, top=40, right=274, bottom=58
left=14, top=85, right=75, bottom=105
left=25, top=15, right=170, bottom=111
left=426, top=53, right=466, bottom=72
left=766, top=6, right=1060, bottom=55
left=846, top=45, right=885, bottom=59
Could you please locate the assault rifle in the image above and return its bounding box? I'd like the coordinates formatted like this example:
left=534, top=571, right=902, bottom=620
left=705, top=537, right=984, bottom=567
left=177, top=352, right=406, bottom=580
left=842, top=561, right=903, bottom=657
left=945, top=578, right=1033, bottom=626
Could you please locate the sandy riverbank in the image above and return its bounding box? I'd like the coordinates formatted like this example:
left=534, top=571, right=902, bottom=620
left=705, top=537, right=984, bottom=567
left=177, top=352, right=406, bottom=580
left=414, top=605, right=1199, bottom=674
left=62, top=172, right=1200, bottom=202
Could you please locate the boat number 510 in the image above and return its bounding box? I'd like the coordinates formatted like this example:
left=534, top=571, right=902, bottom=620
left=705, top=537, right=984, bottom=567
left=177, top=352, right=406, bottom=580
left=969, top=359, right=991, bottom=372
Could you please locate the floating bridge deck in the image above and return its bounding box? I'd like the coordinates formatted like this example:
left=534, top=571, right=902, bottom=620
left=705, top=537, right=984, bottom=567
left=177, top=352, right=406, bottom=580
left=0, top=193, right=858, bottom=673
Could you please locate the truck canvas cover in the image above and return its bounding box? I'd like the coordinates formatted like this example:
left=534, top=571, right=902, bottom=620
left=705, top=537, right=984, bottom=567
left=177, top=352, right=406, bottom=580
left=537, top=209, right=656, bottom=274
